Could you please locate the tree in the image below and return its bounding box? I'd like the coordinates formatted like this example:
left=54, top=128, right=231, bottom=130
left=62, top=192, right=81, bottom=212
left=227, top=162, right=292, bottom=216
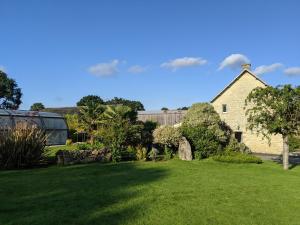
left=97, top=105, right=143, bottom=162
left=0, top=71, right=22, bottom=109
left=245, top=85, right=300, bottom=170
left=141, top=121, right=157, bottom=149
left=77, top=95, right=104, bottom=107
left=177, top=106, right=189, bottom=110
left=30, top=103, right=45, bottom=111
left=78, top=101, right=106, bottom=144
left=161, top=107, right=169, bottom=111
left=65, top=114, right=84, bottom=141
left=106, top=97, right=145, bottom=111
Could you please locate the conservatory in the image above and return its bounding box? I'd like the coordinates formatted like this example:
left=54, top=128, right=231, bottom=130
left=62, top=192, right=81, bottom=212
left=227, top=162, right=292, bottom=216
left=0, top=109, right=68, bottom=145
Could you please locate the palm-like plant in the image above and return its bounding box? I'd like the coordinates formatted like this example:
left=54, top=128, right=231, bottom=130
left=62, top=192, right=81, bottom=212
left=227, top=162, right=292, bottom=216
left=78, top=102, right=106, bottom=144
left=99, top=105, right=142, bottom=162
left=103, top=105, right=132, bottom=120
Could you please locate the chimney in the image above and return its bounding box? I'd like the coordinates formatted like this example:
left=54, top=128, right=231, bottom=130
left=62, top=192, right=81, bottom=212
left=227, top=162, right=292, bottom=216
left=242, top=64, right=251, bottom=71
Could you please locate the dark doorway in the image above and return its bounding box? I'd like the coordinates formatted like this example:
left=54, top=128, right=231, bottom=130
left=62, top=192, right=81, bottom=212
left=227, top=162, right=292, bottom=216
left=234, top=132, right=242, bottom=143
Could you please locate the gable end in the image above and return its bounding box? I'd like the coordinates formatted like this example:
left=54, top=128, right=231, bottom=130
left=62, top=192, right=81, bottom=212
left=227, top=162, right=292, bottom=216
left=210, top=69, right=268, bottom=103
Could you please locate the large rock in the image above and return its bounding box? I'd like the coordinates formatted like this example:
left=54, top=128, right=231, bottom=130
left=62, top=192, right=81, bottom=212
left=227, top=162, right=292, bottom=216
left=178, top=137, right=192, bottom=161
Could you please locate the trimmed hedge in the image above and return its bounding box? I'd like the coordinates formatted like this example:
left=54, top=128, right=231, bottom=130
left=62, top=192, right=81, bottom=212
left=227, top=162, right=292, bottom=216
left=212, top=153, right=262, bottom=164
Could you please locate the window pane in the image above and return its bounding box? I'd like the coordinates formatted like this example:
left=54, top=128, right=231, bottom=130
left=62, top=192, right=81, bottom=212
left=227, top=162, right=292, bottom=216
left=222, top=104, right=227, bottom=112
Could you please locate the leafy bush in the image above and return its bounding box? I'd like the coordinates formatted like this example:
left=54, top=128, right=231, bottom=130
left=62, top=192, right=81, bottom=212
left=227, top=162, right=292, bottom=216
left=92, top=141, right=105, bottom=150
left=182, top=103, right=231, bottom=143
left=181, top=103, right=231, bottom=158
left=111, top=147, right=121, bottom=162
left=212, top=153, right=262, bottom=164
left=0, top=122, right=47, bottom=169
left=97, top=105, right=143, bottom=157
left=66, top=139, right=73, bottom=146
left=148, top=147, right=159, bottom=161
left=289, top=135, right=300, bottom=152
left=163, top=146, right=173, bottom=160
left=76, top=141, right=105, bottom=151
left=182, top=125, right=224, bottom=159
left=76, top=142, right=92, bottom=150
left=121, top=146, right=136, bottom=161
left=224, top=138, right=250, bottom=154
left=65, top=114, right=83, bottom=142
left=194, top=151, right=202, bottom=160
left=141, top=121, right=157, bottom=148
left=153, top=126, right=182, bottom=147
left=136, top=146, right=147, bottom=161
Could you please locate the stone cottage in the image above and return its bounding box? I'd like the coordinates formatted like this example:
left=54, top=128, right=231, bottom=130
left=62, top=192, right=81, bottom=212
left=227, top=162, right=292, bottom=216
left=211, top=64, right=282, bottom=154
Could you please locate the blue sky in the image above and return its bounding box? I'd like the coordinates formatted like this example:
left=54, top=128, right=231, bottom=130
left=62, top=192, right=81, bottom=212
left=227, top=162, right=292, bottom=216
left=1, top=0, right=300, bottom=110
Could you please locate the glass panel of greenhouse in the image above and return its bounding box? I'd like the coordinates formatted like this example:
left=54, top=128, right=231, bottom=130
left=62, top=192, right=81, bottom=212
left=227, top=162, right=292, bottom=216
left=0, top=109, right=68, bottom=145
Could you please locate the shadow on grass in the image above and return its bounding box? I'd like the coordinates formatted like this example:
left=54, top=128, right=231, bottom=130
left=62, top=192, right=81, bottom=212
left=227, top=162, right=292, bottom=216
left=0, top=162, right=167, bottom=225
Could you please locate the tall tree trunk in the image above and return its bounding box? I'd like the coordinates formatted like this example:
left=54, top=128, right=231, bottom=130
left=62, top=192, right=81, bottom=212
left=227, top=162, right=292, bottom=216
left=283, top=135, right=289, bottom=170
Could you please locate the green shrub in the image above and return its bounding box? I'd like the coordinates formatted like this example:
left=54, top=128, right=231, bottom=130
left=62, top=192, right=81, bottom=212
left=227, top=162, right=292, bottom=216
left=0, top=122, right=47, bottom=169
left=76, top=142, right=92, bottom=150
left=121, top=146, right=136, bottom=161
left=153, top=126, right=182, bottom=147
left=136, top=146, right=147, bottom=161
left=148, top=147, right=159, bottom=161
left=182, top=103, right=231, bottom=143
left=212, top=153, right=262, bottom=164
left=92, top=141, right=105, bottom=150
left=111, top=147, right=121, bottom=162
left=224, top=138, right=250, bottom=154
left=164, top=146, right=173, bottom=160
left=66, top=139, right=73, bottom=146
left=182, top=125, right=223, bottom=158
left=141, top=121, right=157, bottom=148
left=194, top=151, right=203, bottom=160
left=289, top=135, right=300, bottom=152
left=181, top=103, right=231, bottom=159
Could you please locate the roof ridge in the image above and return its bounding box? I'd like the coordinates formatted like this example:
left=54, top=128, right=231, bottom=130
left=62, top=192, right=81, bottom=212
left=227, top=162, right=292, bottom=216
left=210, top=69, right=268, bottom=103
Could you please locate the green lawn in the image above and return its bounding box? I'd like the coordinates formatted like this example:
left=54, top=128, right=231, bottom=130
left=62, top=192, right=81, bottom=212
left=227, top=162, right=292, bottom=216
left=1, top=160, right=300, bottom=225
left=44, top=144, right=78, bottom=156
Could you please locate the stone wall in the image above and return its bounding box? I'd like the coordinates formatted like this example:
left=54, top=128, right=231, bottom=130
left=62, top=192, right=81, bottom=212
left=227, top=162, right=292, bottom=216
left=56, top=148, right=111, bottom=165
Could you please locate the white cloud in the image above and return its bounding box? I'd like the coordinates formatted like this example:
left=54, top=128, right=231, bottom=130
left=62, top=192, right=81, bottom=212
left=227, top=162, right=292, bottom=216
left=218, top=54, right=250, bottom=70
left=88, top=60, right=119, bottom=76
left=161, top=57, right=207, bottom=71
left=284, top=67, right=300, bottom=76
left=128, top=65, right=147, bottom=74
left=253, top=63, right=283, bottom=75
left=0, top=65, right=6, bottom=72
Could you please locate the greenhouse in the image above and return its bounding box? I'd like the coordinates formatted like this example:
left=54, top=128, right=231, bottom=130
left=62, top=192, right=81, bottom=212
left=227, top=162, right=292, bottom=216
left=0, top=109, right=68, bottom=145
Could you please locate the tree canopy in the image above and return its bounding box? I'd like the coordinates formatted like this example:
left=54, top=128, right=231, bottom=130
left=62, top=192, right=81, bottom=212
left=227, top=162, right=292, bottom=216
left=30, top=103, right=45, bottom=111
left=97, top=105, right=143, bottom=162
left=106, top=97, right=145, bottom=111
left=245, top=84, right=300, bottom=169
left=77, top=95, right=104, bottom=107
left=177, top=106, right=189, bottom=110
left=0, top=71, right=22, bottom=109
left=78, top=101, right=106, bottom=143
